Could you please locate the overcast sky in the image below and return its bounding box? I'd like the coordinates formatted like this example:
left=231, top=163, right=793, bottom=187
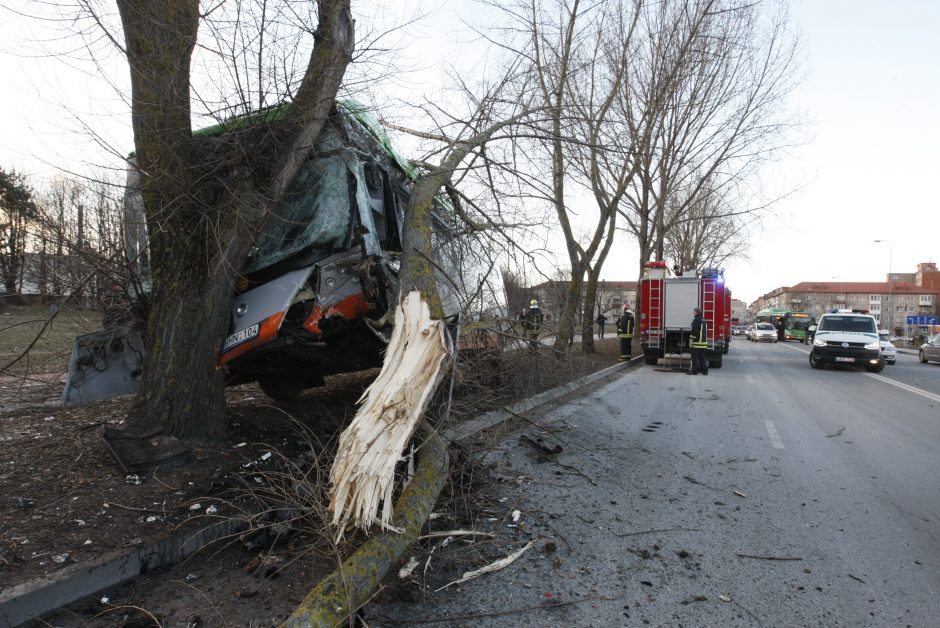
left=1, top=1, right=936, bottom=304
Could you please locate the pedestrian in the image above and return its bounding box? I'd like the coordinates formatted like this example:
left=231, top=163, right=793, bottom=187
left=689, top=306, right=708, bottom=375
left=595, top=312, right=608, bottom=338
left=616, top=304, right=635, bottom=361
left=524, top=299, right=543, bottom=349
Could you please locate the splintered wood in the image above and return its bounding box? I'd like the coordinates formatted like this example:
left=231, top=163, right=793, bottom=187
left=329, top=290, right=450, bottom=535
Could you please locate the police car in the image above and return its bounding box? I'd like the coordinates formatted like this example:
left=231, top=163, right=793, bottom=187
left=809, top=310, right=884, bottom=372
left=878, top=330, right=897, bottom=365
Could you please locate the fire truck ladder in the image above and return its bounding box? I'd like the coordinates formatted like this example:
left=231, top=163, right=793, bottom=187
left=702, top=279, right=716, bottom=350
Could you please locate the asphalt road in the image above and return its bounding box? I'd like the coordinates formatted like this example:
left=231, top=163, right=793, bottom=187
left=370, top=338, right=940, bottom=626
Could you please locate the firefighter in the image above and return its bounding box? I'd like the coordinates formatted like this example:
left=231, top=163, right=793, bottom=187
left=689, top=306, right=708, bottom=375
left=617, top=304, right=635, bottom=361
left=524, top=299, right=543, bottom=349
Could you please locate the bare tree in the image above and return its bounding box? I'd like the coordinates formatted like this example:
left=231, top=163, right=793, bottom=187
left=99, top=0, right=355, bottom=440
left=0, top=168, right=39, bottom=298
left=663, top=178, right=752, bottom=271
left=618, top=0, right=800, bottom=278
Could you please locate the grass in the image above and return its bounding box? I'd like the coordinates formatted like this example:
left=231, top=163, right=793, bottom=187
left=0, top=303, right=103, bottom=376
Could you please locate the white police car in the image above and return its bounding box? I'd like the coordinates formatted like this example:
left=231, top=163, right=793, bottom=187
left=809, top=311, right=884, bottom=372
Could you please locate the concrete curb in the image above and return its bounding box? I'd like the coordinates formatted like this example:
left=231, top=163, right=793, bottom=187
left=0, top=518, right=248, bottom=627
left=443, top=354, right=642, bottom=442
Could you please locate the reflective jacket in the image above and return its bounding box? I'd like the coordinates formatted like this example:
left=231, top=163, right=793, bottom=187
left=617, top=311, right=635, bottom=337
left=691, top=314, right=707, bottom=349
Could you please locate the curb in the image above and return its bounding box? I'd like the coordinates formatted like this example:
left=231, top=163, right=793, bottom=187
left=443, top=354, right=642, bottom=442
left=0, top=518, right=247, bottom=627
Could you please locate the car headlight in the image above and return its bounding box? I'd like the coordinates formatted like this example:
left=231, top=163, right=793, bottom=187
left=865, top=341, right=879, bottom=350
left=813, top=337, right=827, bottom=347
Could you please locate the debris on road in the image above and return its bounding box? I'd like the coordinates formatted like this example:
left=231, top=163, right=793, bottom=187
left=732, top=489, right=747, bottom=498
left=735, top=553, right=801, bottom=561
left=436, top=540, right=535, bottom=591
left=826, top=426, right=846, bottom=438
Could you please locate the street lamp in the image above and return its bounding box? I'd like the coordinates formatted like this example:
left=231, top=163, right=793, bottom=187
left=874, top=239, right=893, bottom=332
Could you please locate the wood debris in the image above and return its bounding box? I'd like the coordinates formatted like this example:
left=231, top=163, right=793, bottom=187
left=329, top=291, right=450, bottom=536
left=436, top=540, right=536, bottom=591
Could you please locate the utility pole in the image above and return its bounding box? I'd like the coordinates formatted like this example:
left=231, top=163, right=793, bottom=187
left=874, top=240, right=893, bottom=333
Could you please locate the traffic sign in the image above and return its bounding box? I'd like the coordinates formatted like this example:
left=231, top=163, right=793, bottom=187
left=906, top=316, right=938, bottom=326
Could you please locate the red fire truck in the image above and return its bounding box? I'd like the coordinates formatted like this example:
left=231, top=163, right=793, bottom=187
left=639, top=261, right=731, bottom=368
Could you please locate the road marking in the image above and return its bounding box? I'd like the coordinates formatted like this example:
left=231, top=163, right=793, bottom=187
left=780, top=342, right=809, bottom=354
left=863, top=373, right=940, bottom=404
left=765, top=420, right=785, bottom=449
left=739, top=358, right=744, bottom=363
left=779, top=342, right=940, bottom=403
left=746, top=375, right=755, bottom=384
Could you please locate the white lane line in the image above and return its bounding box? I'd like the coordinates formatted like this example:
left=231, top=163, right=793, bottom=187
left=739, top=358, right=744, bottom=362
left=780, top=342, right=940, bottom=403
left=765, top=420, right=785, bottom=449
left=780, top=342, right=809, bottom=354
left=745, top=375, right=755, bottom=384
left=863, top=373, right=940, bottom=404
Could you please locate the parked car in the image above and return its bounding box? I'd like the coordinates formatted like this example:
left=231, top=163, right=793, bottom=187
left=751, top=322, right=778, bottom=343
left=878, top=330, right=897, bottom=365
left=919, top=333, right=940, bottom=364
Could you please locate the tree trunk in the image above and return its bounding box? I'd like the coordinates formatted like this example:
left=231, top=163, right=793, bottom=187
left=581, top=266, right=598, bottom=353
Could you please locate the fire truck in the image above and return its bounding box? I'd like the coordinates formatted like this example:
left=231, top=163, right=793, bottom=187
left=638, top=261, right=731, bottom=368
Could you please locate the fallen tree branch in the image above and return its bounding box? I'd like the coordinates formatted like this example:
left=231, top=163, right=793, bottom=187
left=282, top=424, right=449, bottom=627
left=436, top=539, right=535, bottom=592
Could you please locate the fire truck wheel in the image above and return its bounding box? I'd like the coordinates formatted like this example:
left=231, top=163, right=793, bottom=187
left=709, top=355, right=723, bottom=369
left=644, top=353, right=659, bottom=365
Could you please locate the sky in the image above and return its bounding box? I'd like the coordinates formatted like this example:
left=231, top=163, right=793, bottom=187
left=0, top=0, right=937, bottom=305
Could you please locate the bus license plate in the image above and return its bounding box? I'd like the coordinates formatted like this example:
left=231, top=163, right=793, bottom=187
left=223, top=323, right=259, bottom=351
left=835, top=356, right=854, bottom=363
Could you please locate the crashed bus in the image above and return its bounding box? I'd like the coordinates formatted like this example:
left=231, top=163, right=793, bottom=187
left=63, top=101, right=474, bottom=404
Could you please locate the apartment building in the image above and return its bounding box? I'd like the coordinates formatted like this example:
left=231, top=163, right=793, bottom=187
left=749, top=263, right=938, bottom=336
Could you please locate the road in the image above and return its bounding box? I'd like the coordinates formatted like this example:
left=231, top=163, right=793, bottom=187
left=369, top=338, right=940, bottom=626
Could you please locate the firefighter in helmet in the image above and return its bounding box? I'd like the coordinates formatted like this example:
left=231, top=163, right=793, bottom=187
left=617, top=303, right=635, bottom=361
left=689, top=306, right=708, bottom=375
left=524, top=299, right=543, bottom=349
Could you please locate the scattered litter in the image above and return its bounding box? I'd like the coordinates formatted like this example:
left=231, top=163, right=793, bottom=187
left=826, top=426, right=846, bottom=438
left=253, top=476, right=263, bottom=483
left=512, top=510, right=521, bottom=523
left=233, top=442, right=247, bottom=448
left=73, top=519, right=86, bottom=526
left=52, top=553, right=69, bottom=564
left=732, top=490, right=747, bottom=498
left=100, top=597, right=110, bottom=604
left=189, top=503, right=202, bottom=511
left=145, top=515, right=161, bottom=523
left=83, top=539, right=92, bottom=545
left=12, top=496, right=34, bottom=509
left=185, top=573, right=201, bottom=582
left=640, top=580, right=653, bottom=587
left=848, top=573, right=867, bottom=584
left=125, top=474, right=142, bottom=485
left=719, top=594, right=732, bottom=603
left=398, top=556, right=419, bottom=579
left=43, top=416, right=55, bottom=422
left=499, top=497, right=508, bottom=502
left=260, top=452, right=272, bottom=461
left=206, top=505, right=218, bottom=515
left=436, top=540, right=535, bottom=591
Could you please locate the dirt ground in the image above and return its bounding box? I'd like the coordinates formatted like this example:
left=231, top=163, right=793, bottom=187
left=0, top=319, right=623, bottom=627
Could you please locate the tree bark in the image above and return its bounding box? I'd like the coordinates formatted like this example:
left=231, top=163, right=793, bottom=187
left=118, top=0, right=354, bottom=440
